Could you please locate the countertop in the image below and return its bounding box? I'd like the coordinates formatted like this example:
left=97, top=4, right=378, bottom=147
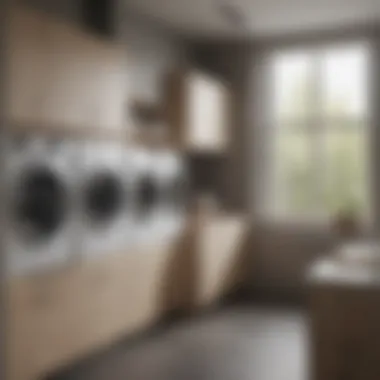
left=307, top=242, right=380, bottom=289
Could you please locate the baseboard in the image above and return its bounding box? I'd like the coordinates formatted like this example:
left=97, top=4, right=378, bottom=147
left=243, top=284, right=307, bottom=308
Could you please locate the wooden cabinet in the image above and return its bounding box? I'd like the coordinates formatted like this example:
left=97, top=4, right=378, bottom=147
left=43, top=18, right=97, bottom=129
left=310, top=267, right=380, bottom=380
left=8, top=6, right=126, bottom=133
left=6, top=211, right=247, bottom=380
left=196, top=215, right=247, bottom=307
left=172, top=212, right=248, bottom=312
left=166, top=70, right=230, bottom=153
left=7, top=241, right=178, bottom=380
left=8, top=7, right=53, bottom=126
left=91, top=44, right=126, bottom=131
left=46, top=19, right=126, bottom=131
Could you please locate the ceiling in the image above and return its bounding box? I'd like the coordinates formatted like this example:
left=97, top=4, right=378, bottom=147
left=125, top=0, right=380, bottom=38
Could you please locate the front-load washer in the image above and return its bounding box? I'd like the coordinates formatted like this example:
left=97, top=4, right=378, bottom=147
left=81, top=140, right=130, bottom=258
left=153, top=149, right=188, bottom=241
left=4, top=134, right=78, bottom=277
left=131, top=147, right=162, bottom=247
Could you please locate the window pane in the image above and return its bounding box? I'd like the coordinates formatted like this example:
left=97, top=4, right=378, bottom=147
left=272, top=52, right=315, bottom=123
left=323, top=127, right=368, bottom=216
left=274, top=130, right=318, bottom=216
left=267, top=44, right=370, bottom=221
left=321, top=44, right=369, bottom=118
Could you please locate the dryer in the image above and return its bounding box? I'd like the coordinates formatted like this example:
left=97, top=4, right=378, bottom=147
left=154, top=149, right=188, bottom=241
left=130, top=147, right=162, bottom=247
left=130, top=148, right=188, bottom=247
left=81, top=140, right=130, bottom=258
left=4, top=134, right=79, bottom=277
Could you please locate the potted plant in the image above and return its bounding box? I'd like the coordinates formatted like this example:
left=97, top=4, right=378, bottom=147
left=332, top=197, right=361, bottom=240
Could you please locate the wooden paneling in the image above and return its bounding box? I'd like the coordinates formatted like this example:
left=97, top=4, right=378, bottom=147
left=165, top=70, right=230, bottom=153
left=8, top=7, right=53, bottom=126
left=44, top=17, right=99, bottom=129
left=46, top=20, right=126, bottom=131
left=194, top=214, right=247, bottom=307
left=6, top=204, right=247, bottom=380
left=7, top=240, right=179, bottom=380
left=196, top=216, right=247, bottom=306
left=8, top=6, right=127, bottom=135
left=310, top=285, right=380, bottom=380
left=184, top=72, right=229, bottom=153
left=171, top=211, right=248, bottom=312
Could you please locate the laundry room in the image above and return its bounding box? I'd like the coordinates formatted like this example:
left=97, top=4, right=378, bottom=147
left=2, top=1, right=380, bottom=380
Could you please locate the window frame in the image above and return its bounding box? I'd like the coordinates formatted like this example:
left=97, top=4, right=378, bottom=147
left=259, top=40, right=374, bottom=225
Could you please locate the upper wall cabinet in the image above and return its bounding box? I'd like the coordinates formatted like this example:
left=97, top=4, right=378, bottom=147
left=8, top=7, right=126, bottom=133
left=46, top=19, right=126, bottom=131
left=166, top=69, right=230, bottom=153
left=8, top=7, right=53, bottom=127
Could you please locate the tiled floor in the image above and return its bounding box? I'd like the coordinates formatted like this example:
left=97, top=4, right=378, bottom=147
left=52, top=306, right=309, bottom=380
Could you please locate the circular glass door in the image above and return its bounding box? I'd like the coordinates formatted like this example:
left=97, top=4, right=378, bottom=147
left=135, top=175, right=159, bottom=219
left=84, top=171, right=124, bottom=226
left=14, top=166, right=68, bottom=243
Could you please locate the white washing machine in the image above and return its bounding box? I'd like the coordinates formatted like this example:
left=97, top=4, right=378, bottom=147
left=130, top=147, right=163, bottom=247
left=130, top=148, right=188, bottom=247
left=81, top=140, right=130, bottom=258
left=4, top=134, right=79, bottom=277
left=154, top=149, right=188, bottom=241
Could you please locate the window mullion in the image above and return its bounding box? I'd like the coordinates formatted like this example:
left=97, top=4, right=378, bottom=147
left=310, top=49, right=326, bottom=217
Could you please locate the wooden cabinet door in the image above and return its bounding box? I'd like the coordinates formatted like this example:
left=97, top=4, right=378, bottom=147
left=7, top=242, right=178, bottom=380
left=196, top=217, right=246, bottom=307
left=8, top=7, right=53, bottom=126
left=91, top=44, right=126, bottom=131
left=7, top=269, right=81, bottom=380
left=46, top=21, right=126, bottom=132
left=310, top=287, right=380, bottom=380
left=9, top=6, right=126, bottom=133
left=44, top=20, right=98, bottom=129
left=184, top=72, right=229, bottom=153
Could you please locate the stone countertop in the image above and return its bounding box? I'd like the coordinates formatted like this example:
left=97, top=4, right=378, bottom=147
left=307, top=242, right=380, bottom=289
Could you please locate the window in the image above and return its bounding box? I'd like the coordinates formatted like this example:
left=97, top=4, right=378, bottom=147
left=266, top=43, right=370, bottom=220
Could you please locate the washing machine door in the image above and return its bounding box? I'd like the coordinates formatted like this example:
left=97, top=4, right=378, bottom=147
left=163, top=173, right=189, bottom=210
left=84, top=171, right=124, bottom=226
left=135, top=174, right=160, bottom=219
left=14, top=166, right=68, bottom=243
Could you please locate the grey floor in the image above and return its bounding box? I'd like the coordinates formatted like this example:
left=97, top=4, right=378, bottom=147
left=52, top=306, right=309, bottom=380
